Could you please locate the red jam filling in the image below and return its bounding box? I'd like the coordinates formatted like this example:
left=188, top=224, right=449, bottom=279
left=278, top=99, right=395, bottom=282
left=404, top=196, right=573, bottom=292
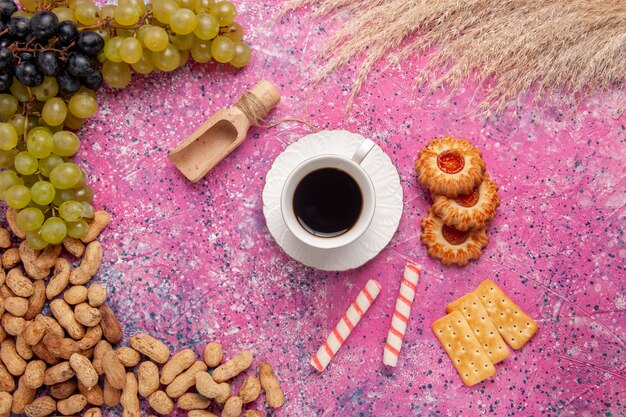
left=442, top=225, right=469, bottom=245
left=437, top=151, right=464, bottom=174
left=456, top=188, right=479, bottom=207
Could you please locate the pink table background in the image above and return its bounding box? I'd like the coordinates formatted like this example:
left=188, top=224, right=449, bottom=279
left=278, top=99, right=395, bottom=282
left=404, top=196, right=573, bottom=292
left=14, top=1, right=626, bottom=415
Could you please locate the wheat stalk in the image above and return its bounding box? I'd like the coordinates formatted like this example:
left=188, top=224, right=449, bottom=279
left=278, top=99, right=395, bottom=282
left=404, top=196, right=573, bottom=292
left=284, top=0, right=626, bottom=112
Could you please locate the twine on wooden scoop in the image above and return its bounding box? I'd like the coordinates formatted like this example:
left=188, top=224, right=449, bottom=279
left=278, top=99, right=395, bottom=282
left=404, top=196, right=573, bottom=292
left=235, top=91, right=319, bottom=132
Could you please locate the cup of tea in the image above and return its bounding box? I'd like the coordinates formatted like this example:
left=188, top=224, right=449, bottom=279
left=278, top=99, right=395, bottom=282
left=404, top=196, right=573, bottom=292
left=280, top=139, right=376, bottom=249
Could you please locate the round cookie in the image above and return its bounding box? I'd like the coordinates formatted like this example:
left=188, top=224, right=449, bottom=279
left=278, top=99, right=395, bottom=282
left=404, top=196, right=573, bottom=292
left=431, top=174, right=500, bottom=231
left=420, top=209, right=489, bottom=267
left=415, top=137, right=486, bottom=197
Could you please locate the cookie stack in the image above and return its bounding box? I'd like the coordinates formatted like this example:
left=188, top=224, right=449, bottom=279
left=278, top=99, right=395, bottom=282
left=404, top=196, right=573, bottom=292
left=415, top=137, right=500, bottom=266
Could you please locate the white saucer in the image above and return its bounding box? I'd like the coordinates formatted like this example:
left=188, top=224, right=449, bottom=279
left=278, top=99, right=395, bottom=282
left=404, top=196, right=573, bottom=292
left=262, top=130, right=403, bottom=271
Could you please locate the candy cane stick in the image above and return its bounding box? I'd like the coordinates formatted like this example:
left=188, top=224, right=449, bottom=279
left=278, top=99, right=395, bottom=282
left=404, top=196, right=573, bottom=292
left=311, top=279, right=382, bottom=372
left=383, top=263, right=420, bottom=367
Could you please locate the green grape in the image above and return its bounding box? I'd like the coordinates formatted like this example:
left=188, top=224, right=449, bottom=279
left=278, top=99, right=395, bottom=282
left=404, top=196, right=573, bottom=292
left=31, top=181, right=56, bottom=205
left=10, top=81, right=31, bottom=103
left=53, top=131, right=80, bottom=157
left=194, top=12, right=219, bottom=40
left=121, top=0, right=146, bottom=15
left=74, top=168, right=87, bottom=187
left=194, top=0, right=215, bottom=13
left=69, top=0, right=93, bottom=10
left=137, top=25, right=152, bottom=44
left=0, top=94, right=18, bottom=119
left=77, top=86, right=97, bottom=99
left=119, top=37, right=143, bottom=64
left=222, top=22, right=244, bottom=42
left=102, top=61, right=132, bottom=89
left=104, top=36, right=124, bottom=63
left=52, top=188, right=75, bottom=207
left=211, top=0, right=236, bottom=26
left=41, top=98, right=68, bottom=127
left=152, top=44, right=181, bottom=72
left=8, top=114, right=25, bottom=137
left=117, top=28, right=136, bottom=38
left=0, top=150, right=16, bottom=168
left=114, top=4, right=141, bottom=26
left=210, top=36, right=234, bottom=63
left=170, top=9, right=197, bottom=35
left=81, top=202, right=95, bottom=219
left=16, top=207, right=45, bottom=232
left=190, top=39, right=212, bottom=63
left=74, top=185, right=94, bottom=202
left=26, top=230, right=48, bottom=250
left=179, top=49, right=190, bottom=67
left=67, top=219, right=89, bottom=239
left=63, top=112, right=86, bottom=131
left=26, top=128, right=54, bottom=158
left=38, top=154, right=64, bottom=177
left=174, top=0, right=195, bottom=9
left=4, top=185, right=31, bottom=209
left=131, top=49, right=155, bottom=74
left=143, top=26, right=170, bottom=52
left=41, top=217, right=67, bottom=244
left=152, top=0, right=179, bottom=24
left=52, top=6, right=74, bottom=21
left=171, top=33, right=195, bottom=50
left=32, top=77, right=60, bottom=101
left=59, top=200, right=84, bottom=222
left=50, top=162, right=82, bottom=190
left=39, top=118, right=64, bottom=133
left=99, top=4, right=116, bottom=19
left=0, top=170, right=22, bottom=194
left=0, top=123, right=18, bottom=150
left=75, top=3, right=99, bottom=25
left=13, top=152, right=38, bottom=175
left=230, top=41, right=251, bottom=68
left=68, top=94, right=98, bottom=119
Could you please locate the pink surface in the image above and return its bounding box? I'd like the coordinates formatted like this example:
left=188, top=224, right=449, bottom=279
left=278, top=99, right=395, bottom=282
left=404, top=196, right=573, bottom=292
left=10, top=1, right=626, bottom=415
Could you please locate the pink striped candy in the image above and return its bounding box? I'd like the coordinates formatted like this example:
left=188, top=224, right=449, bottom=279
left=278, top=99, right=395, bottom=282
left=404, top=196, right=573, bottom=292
left=383, top=263, right=420, bottom=367
left=311, top=279, right=382, bottom=372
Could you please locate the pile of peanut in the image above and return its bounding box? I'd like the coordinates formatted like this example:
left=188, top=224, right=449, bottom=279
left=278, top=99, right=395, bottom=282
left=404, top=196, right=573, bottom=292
left=0, top=210, right=285, bottom=417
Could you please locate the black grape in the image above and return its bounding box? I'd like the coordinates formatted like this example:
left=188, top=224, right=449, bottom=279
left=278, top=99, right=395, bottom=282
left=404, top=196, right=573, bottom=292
left=18, top=51, right=34, bottom=62
left=0, top=1, right=17, bottom=22
left=0, top=73, right=11, bottom=92
left=0, top=38, right=9, bottom=48
left=8, top=16, right=30, bottom=41
left=30, top=11, right=58, bottom=42
left=57, top=69, right=81, bottom=93
left=36, top=50, right=60, bottom=76
left=15, top=61, right=43, bottom=87
left=81, top=71, right=103, bottom=91
left=0, top=20, right=5, bottom=32
left=57, top=20, right=78, bottom=46
left=0, top=47, right=12, bottom=71
left=76, top=31, right=105, bottom=57
left=66, top=52, right=96, bottom=77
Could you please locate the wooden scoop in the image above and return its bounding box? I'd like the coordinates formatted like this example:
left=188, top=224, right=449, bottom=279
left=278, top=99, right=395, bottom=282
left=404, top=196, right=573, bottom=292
left=168, top=80, right=281, bottom=182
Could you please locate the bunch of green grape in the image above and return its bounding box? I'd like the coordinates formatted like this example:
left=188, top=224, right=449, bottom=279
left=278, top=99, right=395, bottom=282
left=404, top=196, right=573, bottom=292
left=0, top=81, right=96, bottom=249
left=85, top=0, right=251, bottom=89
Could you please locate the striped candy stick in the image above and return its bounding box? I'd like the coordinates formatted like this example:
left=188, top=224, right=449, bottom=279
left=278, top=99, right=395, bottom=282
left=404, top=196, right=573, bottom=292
left=383, top=263, right=420, bottom=367
left=311, top=279, right=382, bottom=372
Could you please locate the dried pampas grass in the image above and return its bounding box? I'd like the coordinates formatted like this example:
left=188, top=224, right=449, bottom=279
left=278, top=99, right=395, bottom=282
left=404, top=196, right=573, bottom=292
left=284, top=0, right=626, bottom=113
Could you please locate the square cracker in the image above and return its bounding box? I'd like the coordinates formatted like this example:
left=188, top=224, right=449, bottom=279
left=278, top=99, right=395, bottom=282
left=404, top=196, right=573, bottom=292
left=432, top=310, right=496, bottom=386
left=473, top=279, right=539, bottom=350
left=446, top=293, right=510, bottom=364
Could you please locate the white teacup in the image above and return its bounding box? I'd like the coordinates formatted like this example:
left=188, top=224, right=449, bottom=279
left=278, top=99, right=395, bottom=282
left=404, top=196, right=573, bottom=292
left=280, top=139, right=376, bottom=249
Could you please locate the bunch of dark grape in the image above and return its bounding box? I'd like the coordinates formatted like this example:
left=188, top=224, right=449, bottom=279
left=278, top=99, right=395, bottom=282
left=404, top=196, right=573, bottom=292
left=0, top=0, right=105, bottom=93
